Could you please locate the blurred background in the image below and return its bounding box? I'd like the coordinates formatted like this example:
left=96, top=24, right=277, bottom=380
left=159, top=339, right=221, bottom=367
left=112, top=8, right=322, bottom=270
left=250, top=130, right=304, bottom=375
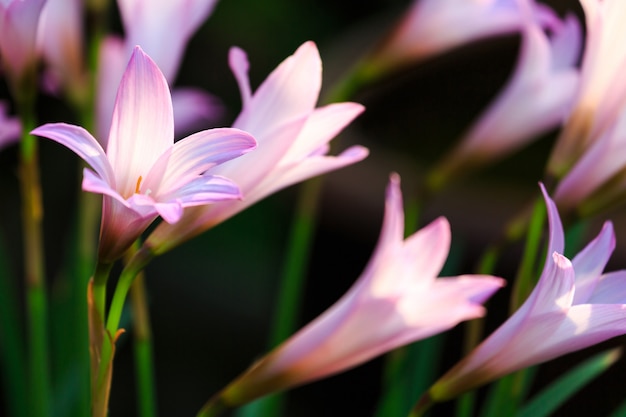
left=3, top=0, right=626, bottom=416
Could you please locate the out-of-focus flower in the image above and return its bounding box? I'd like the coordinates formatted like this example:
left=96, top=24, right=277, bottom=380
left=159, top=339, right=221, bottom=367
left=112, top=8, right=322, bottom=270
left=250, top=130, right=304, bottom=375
left=427, top=15, right=581, bottom=191
left=144, top=41, right=368, bottom=255
left=427, top=184, right=626, bottom=402
left=37, top=0, right=87, bottom=103
left=0, top=0, right=47, bottom=85
left=36, top=0, right=85, bottom=100
left=199, top=174, right=504, bottom=412
left=32, top=47, right=256, bottom=262
left=0, top=101, right=21, bottom=149
left=96, top=0, right=221, bottom=144
left=555, top=107, right=626, bottom=216
left=117, top=0, right=218, bottom=82
left=548, top=0, right=626, bottom=178
left=364, top=0, right=559, bottom=78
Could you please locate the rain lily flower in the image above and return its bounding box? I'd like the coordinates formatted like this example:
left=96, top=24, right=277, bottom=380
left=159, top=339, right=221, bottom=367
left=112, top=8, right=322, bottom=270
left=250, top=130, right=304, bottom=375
left=426, top=184, right=626, bottom=403
left=364, top=0, right=559, bottom=78
left=548, top=0, right=626, bottom=178
left=32, top=46, right=256, bottom=263
left=0, top=0, right=47, bottom=85
left=96, top=0, right=221, bottom=144
left=144, top=41, right=368, bottom=255
left=428, top=14, right=581, bottom=191
left=198, top=174, right=504, bottom=413
left=37, top=0, right=86, bottom=101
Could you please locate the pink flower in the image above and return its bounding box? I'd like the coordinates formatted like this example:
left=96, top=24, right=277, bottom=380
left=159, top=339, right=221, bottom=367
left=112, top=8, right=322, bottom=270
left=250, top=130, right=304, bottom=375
left=201, top=175, right=504, bottom=409
left=428, top=15, right=580, bottom=189
left=548, top=0, right=626, bottom=178
left=96, top=0, right=221, bottom=144
left=428, top=184, right=626, bottom=402
left=0, top=0, right=47, bottom=83
left=32, top=46, right=256, bottom=262
left=36, top=0, right=86, bottom=100
left=144, top=41, right=368, bottom=254
left=367, top=0, right=558, bottom=76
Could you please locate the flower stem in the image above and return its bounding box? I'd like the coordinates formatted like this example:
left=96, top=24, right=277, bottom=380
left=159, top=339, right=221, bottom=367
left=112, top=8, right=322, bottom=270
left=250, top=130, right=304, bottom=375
left=17, top=83, right=51, bottom=417
left=130, top=272, right=158, bottom=417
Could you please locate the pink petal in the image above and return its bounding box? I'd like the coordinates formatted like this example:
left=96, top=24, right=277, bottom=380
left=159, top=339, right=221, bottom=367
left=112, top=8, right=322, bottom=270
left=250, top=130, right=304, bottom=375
left=588, top=271, right=626, bottom=304
left=31, top=123, right=113, bottom=184
left=0, top=0, right=46, bottom=79
left=232, top=41, right=322, bottom=139
left=229, top=46, right=252, bottom=107
left=214, top=117, right=308, bottom=193
left=243, top=145, right=369, bottom=207
left=106, top=46, right=175, bottom=197
left=144, top=127, right=256, bottom=195
left=554, top=111, right=626, bottom=209
left=526, top=303, right=626, bottom=364
left=281, top=102, right=365, bottom=163
left=540, top=183, right=565, bottom=256
left=158, top=175, right=242, bottom=211
left=572, top=222, right=616, bottom=304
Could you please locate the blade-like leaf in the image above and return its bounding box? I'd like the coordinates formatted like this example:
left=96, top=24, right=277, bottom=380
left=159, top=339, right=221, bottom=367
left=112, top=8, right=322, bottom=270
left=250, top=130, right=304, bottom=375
left=516, top=348, right=621, bottom=417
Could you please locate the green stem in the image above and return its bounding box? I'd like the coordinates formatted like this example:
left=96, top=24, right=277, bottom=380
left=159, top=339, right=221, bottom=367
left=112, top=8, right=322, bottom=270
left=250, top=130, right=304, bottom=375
left=130, top=273, right=158, bottom=417
left=92, top=261, right=113, bottom=320
left=91, top=247, right=152, bottom=417
left=17, top=83, right=51, bottom=417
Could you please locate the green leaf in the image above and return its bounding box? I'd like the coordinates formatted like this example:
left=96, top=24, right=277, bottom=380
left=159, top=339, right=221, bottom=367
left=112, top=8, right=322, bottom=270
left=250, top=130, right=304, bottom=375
left=516, top=348, right=621, bottom=417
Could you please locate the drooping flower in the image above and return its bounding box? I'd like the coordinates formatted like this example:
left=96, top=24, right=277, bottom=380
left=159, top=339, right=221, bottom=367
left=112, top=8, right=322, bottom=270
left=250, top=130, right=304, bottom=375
left=0, top=0, right=47, bottom=85
left=144, top=41, right=368, bottom=255
left=198, top=174, right=504, bottom=413
left=427, top=184, right=626, bottom=403
left=96, top=0, right=221, bottom=144
left=363, top=0, right=559, bottom=78
left=427, top=14, right=581, bottom=190
left=548, top=0, right=626, bottom=178
left=32, top=46, right=256, bottom=262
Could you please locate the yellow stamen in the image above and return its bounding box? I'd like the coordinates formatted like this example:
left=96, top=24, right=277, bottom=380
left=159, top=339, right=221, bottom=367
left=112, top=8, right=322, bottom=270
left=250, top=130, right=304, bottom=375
left=135, top=176, right=143, bottom=194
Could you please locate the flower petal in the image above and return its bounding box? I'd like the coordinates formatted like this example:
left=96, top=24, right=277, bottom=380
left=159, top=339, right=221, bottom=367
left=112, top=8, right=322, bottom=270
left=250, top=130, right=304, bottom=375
left=144, top=127, right=256, bottom=195
left=572, top=221, right=615, bottom=304
left=588, top=271, right=626, bottom=304
left=31, top=123, right=113, bottom=184
left=232, top=41, right=322, bottom=139
left=244, top=145, right=369, bottom=206
left=106, top=45, right=174, bottom=197
left=281, top=102, right=365, bottom=163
